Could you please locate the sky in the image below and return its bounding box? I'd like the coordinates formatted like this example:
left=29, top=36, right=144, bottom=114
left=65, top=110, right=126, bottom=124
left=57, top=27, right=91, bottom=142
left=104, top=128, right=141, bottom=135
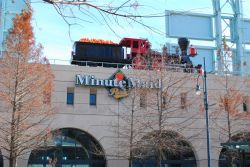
left=30, top=0, right=250, bottom=64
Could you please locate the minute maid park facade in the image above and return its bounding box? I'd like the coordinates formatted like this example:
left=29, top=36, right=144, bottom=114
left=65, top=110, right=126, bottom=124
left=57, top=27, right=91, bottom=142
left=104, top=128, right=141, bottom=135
left=1, top=2, right=250, bottom=167
left=4, top=64, right=247, bottom=167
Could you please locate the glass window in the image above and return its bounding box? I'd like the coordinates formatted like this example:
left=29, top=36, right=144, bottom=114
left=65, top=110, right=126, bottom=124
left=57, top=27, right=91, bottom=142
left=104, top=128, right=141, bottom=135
left=90, top=88, right=97, bottom=106
left=67, top=93, right=74, bottom=105
left=162, top=96, right=166, bottom=108
left=90, top=94, right=96, bottom=106
left=180, top=92, right=187, bottom=109
left=243, top=96, right=249, bottom=112
left=140, top=91, right=147, bottom=108
left=243, top=102, right=247, bottom=112
left=67, top=87, right=74, bottom=105
left=28, top=128, right=106, bottom=167
left=133, top=41, right=139, bottom=48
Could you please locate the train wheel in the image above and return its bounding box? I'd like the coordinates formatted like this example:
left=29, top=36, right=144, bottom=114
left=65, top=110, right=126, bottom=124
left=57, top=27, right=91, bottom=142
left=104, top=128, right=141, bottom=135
left=152, top=57, right=165, bottom=71
left=132, top=55, right=147, bottom=70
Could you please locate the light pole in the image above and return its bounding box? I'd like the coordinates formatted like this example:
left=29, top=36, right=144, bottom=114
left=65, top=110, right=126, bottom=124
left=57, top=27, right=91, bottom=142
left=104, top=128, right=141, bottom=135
left=196, top=57, right=211, bottom=167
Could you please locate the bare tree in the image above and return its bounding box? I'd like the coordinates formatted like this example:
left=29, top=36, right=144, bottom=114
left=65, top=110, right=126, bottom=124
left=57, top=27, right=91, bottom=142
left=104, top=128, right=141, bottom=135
left=35, top=0, right=168, bottom=39
left=210, top=73, right=250, bottom=167
left=107, top=67, right=200, bottom=167
left=0, top=9, right=54, bottom=167
left=99, top=70, right=153, bottom=167
left=210, top=38, right=250, bottom=167
left=117, top=87, right=149, bottom=167
left=138, top=69, right=199, bottom=167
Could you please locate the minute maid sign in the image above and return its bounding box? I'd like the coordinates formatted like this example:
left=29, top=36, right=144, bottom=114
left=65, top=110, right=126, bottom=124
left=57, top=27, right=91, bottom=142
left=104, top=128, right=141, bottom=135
left=75, top=70, right=161, bottom=100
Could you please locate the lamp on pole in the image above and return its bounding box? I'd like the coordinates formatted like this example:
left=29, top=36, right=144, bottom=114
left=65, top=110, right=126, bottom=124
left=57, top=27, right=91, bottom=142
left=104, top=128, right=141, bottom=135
left=195, top=57, right=211, bottom=167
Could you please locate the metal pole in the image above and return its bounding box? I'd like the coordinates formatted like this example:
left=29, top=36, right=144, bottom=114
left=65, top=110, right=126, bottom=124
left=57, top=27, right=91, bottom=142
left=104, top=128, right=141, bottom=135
left=212, top=0, right=222, bottom=73
left=203, top=57, right=211, bottom=167
left=234, top=0, right=245, bottom=75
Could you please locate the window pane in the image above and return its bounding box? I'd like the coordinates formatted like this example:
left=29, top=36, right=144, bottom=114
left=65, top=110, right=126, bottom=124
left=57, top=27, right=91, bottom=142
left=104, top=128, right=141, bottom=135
left=133, top=41, right=139, bottom=48
left=67, top=93, right=74, bottom=105
left=243, top=96, right=249, bottom=112
left=90, top=94, right=96, bottom=106
left=243, top=102, right=247, bottom=111
left=140, top=91, right=147, bottom=108
left=180, top=92, right=187, bottom=109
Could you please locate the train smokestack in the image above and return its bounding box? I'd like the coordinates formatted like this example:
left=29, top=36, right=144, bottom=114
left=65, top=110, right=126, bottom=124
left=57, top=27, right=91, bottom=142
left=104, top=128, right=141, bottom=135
left=178, top=38, right=190, bottom=55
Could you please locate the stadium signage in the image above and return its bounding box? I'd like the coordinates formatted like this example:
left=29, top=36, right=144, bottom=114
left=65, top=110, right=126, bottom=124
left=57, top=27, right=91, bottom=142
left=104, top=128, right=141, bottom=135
left=75, top=70, right=161, bottom=99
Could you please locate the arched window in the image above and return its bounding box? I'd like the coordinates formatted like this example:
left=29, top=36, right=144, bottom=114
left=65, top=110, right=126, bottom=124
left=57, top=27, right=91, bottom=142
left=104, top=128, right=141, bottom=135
left=219, top=132, right=250, bottom=167
left=132, top=130, right=197, bottom=167
left=28, top=128, right=106, bottom=167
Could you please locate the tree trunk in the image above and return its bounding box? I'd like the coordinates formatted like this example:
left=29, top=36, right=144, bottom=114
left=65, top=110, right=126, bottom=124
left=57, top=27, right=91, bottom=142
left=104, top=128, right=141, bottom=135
left=156, top=147, right=161, bottom=167
left=128, top=158, right=132, bottom=167
left=129, top=108, right=134, bottom=167
left=226, top=100, right=233, bottom=167
left=9, top=156, right=17, bottom=167
left=128, top=93, right=136, bottom=167
left=9, top=127, right=17, bottom=167
left=10, top=107, right=17, bottom=167
left=228, top=154, right=233, bottom=167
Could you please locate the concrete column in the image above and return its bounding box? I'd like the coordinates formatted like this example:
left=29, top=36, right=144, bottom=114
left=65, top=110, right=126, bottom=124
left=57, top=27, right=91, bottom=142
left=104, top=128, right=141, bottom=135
left=107, top=159, right=128, bottom=167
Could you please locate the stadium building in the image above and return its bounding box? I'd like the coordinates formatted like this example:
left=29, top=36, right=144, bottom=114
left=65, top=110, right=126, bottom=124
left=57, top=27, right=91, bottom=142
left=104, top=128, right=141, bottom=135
left=1, top=1, right=250, bottom=167
left=8, top=63, right=247, bottom=167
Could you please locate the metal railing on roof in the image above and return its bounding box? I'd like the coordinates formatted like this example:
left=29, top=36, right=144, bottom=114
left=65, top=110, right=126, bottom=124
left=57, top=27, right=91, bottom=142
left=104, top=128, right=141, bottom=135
left=48, top=59, right=195, bottom=73
left=48, top=59, right=250, bottom=76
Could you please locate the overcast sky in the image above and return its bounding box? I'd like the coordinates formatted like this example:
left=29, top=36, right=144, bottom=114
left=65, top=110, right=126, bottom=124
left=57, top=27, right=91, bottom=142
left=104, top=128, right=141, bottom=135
left=31, top=0, right=250, bottom=63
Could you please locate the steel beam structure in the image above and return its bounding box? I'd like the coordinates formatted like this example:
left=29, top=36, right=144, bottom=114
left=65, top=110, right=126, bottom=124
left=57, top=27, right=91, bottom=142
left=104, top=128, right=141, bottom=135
left=212, top=0, right=246, bottom=75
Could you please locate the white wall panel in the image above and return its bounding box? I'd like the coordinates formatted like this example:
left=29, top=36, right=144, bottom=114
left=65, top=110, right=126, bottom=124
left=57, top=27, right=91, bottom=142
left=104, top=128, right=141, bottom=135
left=190, top=48, right=214, bottom=72
left=231, top=19, right=250, bottom=44
left=166, top=11, right=214, bottom=40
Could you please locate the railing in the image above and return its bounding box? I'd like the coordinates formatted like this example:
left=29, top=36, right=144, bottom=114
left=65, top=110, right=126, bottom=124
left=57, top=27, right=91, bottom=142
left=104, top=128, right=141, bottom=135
left=48, top=59, right=71, bottom=65
left=48, top=59, right=195, bottom=73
